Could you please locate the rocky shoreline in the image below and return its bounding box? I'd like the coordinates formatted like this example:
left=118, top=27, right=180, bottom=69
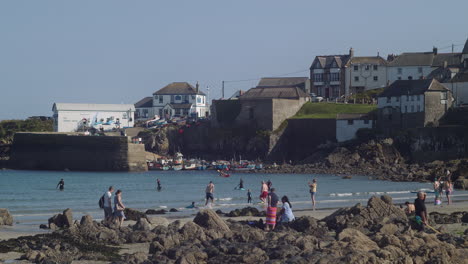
left=1, top=196, right=467, bottom=263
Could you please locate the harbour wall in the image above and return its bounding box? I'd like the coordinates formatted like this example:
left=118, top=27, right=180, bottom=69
left=9, top=133, right=147, bottom=172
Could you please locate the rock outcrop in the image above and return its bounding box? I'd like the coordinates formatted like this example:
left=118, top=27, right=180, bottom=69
left=0, top=208, right=13, bottom=226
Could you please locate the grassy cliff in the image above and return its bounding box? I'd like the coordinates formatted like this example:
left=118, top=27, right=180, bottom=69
left=291, top=102, right=377, bottom=119
left=0, top=119, right=53, bottom=143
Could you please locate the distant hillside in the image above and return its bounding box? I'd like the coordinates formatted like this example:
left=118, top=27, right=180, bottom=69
left=0, top=119, right=53, bottom=144
left=291, top=102, right=377, bottom=119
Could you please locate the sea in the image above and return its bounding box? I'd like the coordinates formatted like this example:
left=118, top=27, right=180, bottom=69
left=1, top=170, right=468, bottom=233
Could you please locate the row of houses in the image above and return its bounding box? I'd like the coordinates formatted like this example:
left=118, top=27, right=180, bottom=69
left=310, top=39, right=468, bottom=105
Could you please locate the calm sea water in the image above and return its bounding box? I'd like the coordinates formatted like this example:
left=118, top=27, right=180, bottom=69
left=1, top=170, right=467, bottom=230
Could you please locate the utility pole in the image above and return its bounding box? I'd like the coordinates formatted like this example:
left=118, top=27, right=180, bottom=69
left=452, top=44, right=454, bottom=53
left=222, top=81, right=225, bottom=99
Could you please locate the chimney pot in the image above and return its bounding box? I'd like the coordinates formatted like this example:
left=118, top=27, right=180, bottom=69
left=433, top=46, right=438, bottom=55
left=349, top=47, right=354, bottom=57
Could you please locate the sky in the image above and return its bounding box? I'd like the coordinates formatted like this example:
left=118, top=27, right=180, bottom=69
left=0, top=0, right=467, bottom=120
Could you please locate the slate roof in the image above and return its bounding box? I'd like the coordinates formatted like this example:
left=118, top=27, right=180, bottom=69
left=153, top=82, right=206, bottom=95
left=463, top=39, right=468, bottom=54
left=388, top=52, right=462, bottom=67
left=53, top=103, right=135, bottom=112
left=240, top=87, right=309, bottom=99
left=378, top=79, right=448, bottom=97
left=256, top=77, right=308, bottom=88
left=135, top=97, right=153, bottom=108
left=346, top=56, right=387, bottom=66
left=432, top=53, right=462, bottom=67
left=311, top=55, right=351, bottom=69
left=427, top=67, right=459, bottom=83
left=336, top=113, right=372, bottom=120
left=451, top=69, right=468, bottom=83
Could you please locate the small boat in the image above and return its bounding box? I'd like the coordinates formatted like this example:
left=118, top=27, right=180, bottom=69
left=197, top=164, right=207, bottom=170
left=232, top=167, right=255, bottom=171
left=162, top=165, right=170, bottom=171
left=171, top=164, right=183, bottom=171
left=183, top=163, right=197, bottom=170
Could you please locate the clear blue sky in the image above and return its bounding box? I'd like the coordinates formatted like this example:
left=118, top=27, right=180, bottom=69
left=1, top=0, right=467, bottom=119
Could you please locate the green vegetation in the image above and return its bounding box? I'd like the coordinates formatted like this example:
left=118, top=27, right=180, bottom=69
left=0, top=119, right=53, bottom=143
left=291, top=102, right=377, bottom=119
left=349, top=88, right=385, bottom=103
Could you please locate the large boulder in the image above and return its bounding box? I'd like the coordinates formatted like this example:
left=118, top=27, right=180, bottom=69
left=289, top=216, right=327, bottom=237
left=0, top=208, right=13, bottom=226
left=124, top=208, right=148, bottom=221
left=323, top=196, right=407, bottom=233
left=48, top=208, right=73, bottom=229
left=226, top=207, right=263, bottom=217
left=193, top=209, right=231, bottom=233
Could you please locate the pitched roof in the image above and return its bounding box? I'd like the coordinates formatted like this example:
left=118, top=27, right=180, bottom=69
left=451, top=69, right=468, bottom=82
left=388, top=52, right=435, bottom=67
left=378, top=79, right=448, bottom=97
left=463, top=38, right=468, bottom=54
left=240, top=87, right=309, bottom=99
left=256, top=77, right=308, bottom=88
left=311, top=55, right=351, bottom=69
left=432, top=53, right=462, bottom=67
left=346, top=56, right=387, bottom=66
left=52, top=103, right=135, bottom=112
left=153, top=82, right=206, bottom=95
left=427, top=67, right=459, bottom=83
left=135, top=97, right=153, bottom=108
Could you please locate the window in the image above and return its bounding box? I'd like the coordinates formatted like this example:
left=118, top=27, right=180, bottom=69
left=331, top=73, right=340, bottom=81
left=417, top=105, right=420, bottom=112
left=159, top=96, right=163, bottom=104
left=354, top=65, right=358, bottom=71
left=418, top=67, right=423, bottom=73
left=122, top=113, right=127, bottom=119
left=373, top=76, right=378, bottom=81
left=406, top=95, right=409, bottom=101
left=175, top=95, right=182, bottom=101
left=347, top=120, right=354, bottom=125
left=354, top=76, right=359, bottom=81
left=411, top=105, right=414, bottom=112
left=365, top=65, right=370, bottom=71
left=408, top=76, right=413, bottom=80
left=396, top=97, right=400, bottom=102
left=197, top=97, right=202, bottom=103
left=440, top=92, right=448, bottom=100
left=313, top=73, right=323, bottom=82
left=386, top=97, right=391, bottom=103
left=411, top=95, right=414, bottom=101
left=398, top=77, right=402, bottom=80
left=417, top=95, right=420, bottom=101
left=191, top=95, right=195, bottom=100
left=154, top=95, right=158, bottom=100
left=373, top=65, right=378, bottom=70
left=397, top=68, right=402, bottom=74
left=364, top=120, right=370, bottom=124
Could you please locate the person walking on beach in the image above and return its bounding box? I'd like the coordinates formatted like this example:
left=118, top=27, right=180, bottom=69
left=113, top=189, right=125, bottom=227
left=445, top=179, right=453, bottom=205
left=56, top=179, right=65, bottom=191
left=433, top=177, right=442, bottom=205
left=260, top=181, right=268, bottom=203
left=205, top=181, right=215, bottom=206
left=103, top=186, right=114, bottom=220
left=414, top=191, right=427, bottom=231
left=265, top=188, right=279, bottom=231
left=308, top=179, right=317, bottom=210
left=247, top=189, right=252, bottom=204
left=278, top=195, right=295, bottom=223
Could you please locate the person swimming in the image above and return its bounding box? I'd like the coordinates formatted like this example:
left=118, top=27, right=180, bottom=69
left=238, top=178, right=244, bottom=189
left=186, top=201, right=197, bottom=209
left=157, top=178, right=162, bottom=190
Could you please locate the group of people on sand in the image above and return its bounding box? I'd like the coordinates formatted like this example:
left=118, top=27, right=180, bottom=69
left=433, top=172, right=453, bottom=205
left=101, top=186, right=126, bottom=227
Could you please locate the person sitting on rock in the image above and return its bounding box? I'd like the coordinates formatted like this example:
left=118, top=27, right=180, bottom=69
left=278, top=195, right=295, bottom=223
left=404, top=201, right=415, bottom=215
left=414, top=192, right=427, bottom=231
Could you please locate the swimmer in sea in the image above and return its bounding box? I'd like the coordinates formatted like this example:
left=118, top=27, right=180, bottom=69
left=157, top=178, right=162, bottom=190
left=186, top=201, right=197, bottom=209
left=56, top=179, right=65, bottom=191
left=238, top=178, right=244, bottom=189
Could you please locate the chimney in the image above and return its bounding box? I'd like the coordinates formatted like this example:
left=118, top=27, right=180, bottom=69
left=349, top=47, right=354, bottom=57
left=377, top=51, right=380, bottom=57
left=433, top=46, right=438, bottom=55
left=196, top=81, right=199, bottom=93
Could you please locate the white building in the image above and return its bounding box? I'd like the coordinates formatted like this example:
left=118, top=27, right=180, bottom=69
left=336, top=113, right=373, bottom=142
left=134, top=97, right=154, bottom=120
left=345, top=56, right=388, bottom=94
left=135, top=82, right=209, bottom=120
left=52, top=103, right=135, bottom=132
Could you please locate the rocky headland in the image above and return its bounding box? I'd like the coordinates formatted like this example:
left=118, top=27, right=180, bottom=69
left=1, top=196, right=467, bottom=263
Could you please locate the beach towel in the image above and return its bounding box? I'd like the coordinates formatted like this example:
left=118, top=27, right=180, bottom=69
left=266, top=206, right=277, bottom=225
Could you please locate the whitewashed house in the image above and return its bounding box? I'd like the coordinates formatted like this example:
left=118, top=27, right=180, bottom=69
left=134, top=97, right=154, bottom=120
left=147, top=82, right=209, bottom=119
left=344, top=56, right=388, bottom=94
left=336, top=113, right=373, bottom=142
left=52, top=103, right=135, bottom=132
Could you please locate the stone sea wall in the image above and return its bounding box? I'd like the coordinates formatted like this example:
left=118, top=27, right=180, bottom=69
left=9, top=133, right=147, bottom=172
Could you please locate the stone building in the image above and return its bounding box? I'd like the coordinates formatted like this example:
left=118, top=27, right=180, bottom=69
left=134, top=97, right=153, bottom=120
left=310, top=49, right=352, bottom=99
left=336, top=113, right=374, bottom=142
left=377, top=79, right=453, bottom=133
